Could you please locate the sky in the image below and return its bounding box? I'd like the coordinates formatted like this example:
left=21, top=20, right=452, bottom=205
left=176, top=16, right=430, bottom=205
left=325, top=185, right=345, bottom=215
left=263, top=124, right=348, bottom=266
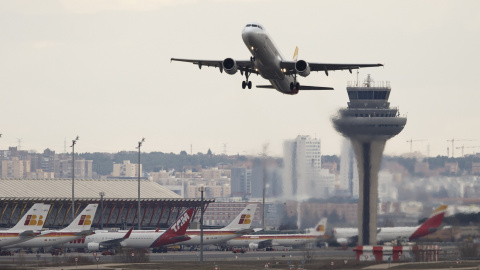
left=1, top=0, right=479, bottom=158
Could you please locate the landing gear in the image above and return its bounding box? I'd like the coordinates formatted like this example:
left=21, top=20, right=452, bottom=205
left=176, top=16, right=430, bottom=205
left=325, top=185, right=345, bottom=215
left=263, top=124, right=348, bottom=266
left=289, top=74, right=300, bottom=91
left=242, top=71, right=252, bottom=89
left=289, top=82, right=300, bottom=90
left=250, top=56, right=255, bottom=62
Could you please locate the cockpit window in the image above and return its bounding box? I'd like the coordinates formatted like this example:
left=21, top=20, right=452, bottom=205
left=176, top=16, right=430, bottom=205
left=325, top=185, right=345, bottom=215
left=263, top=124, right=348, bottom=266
left=246, top=24, right=263, bottom=30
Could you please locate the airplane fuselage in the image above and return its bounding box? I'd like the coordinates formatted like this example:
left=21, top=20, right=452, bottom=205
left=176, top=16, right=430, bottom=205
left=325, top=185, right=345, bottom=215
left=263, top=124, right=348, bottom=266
left=241, top=25, right=296, bottom=94
left=177, top=229, right=244, bottom=245
left=64, top=229, right=242, bottom=250
left=0, top=232, right=36, bottom=247
left=226, top=234, right=319, bottom=247
left=334, top=225, right=425, bottom=244
left=64, top=231, right=160, bottom=249
left=5, top=231, right=87, bottom=248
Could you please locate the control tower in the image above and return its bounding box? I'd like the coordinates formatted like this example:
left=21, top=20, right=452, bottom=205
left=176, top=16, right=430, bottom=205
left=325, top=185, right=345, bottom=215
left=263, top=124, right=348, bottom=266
left=332, top=75, right=407, bottom=245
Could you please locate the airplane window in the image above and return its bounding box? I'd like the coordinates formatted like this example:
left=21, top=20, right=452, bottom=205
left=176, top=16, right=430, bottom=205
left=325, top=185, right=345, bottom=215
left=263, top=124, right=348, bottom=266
left=252, top=24, right=258, bottom=27
left=246, top=24, right=251, bottom=27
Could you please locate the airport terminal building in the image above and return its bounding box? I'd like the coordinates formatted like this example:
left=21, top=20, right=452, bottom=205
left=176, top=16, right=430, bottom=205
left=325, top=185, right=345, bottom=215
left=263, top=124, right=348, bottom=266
left=0, top=178, right=213, bottom=230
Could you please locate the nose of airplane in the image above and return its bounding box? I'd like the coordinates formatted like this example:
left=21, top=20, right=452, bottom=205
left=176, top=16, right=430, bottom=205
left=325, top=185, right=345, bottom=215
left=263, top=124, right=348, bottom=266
left=241, top=27, right=255, bottom=46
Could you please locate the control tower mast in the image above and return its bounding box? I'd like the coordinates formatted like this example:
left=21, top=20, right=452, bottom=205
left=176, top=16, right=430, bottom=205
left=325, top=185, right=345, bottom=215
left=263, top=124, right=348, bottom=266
left=332, top=75, right=407, bottom=245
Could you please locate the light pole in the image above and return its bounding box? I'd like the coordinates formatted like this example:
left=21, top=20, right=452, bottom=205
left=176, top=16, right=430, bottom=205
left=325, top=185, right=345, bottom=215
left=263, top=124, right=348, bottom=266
left=71, top=136, right=79, bottom=221
left=99, top=192, right=105, bottom=230
left=137, top=138, right=145, bottom=230
left=198, top=186, right=206, bottom=263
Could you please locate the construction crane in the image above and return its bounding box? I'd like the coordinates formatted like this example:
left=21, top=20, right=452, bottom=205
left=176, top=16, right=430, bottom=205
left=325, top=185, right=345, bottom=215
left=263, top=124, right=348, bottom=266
left=406, top=139, right=427, bottom=153
left=447, top=138, right=478, bottom=157
left=456, top=145, right=480, bottom=157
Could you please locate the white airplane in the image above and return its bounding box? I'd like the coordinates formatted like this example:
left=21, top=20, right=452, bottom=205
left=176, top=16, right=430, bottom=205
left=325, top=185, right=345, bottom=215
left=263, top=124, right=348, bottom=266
left=5, top=204, right=98, bottom=249
left=225, top=218, right=327, bottom=249
left=334, top=205, right=448, bottom=245
left=64, top=208, right=194, bottom=251
left=0, top=203, right=50, bottom=247
left=171, top=23, right=383, bottom=95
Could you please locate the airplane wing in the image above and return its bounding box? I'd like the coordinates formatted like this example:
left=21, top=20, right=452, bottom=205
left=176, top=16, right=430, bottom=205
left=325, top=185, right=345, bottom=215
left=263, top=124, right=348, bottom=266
left=234, top=229, right=255, bottom=235
left=75, top=230, right=94, bottom=237
left=257, top=239, right=273, bottom=249
left=170, top=58, right=259, bottom=75
left=280, top=61, right=383, bottom=75
left=98, top=228, right=133, bottom=247
left=18, top=230, right=35, bottom=238
left=256, top=85, right=333, bottom=90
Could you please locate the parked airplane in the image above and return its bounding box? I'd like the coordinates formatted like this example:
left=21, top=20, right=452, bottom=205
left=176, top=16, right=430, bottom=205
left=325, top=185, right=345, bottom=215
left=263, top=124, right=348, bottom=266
left=171, top=23, right=382, bottom=95
left=64, top=208, right=194, bottom=251
left=4, top=204, right=98, bottom=249
left=333, top=205, right=448, bottom=245
left=224, top=218, right=327, bottom=249
left=0, top=203, right=50, bottom=247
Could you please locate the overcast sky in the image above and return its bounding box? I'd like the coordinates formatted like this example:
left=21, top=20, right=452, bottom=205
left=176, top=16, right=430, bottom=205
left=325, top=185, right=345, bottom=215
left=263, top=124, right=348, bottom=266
left=1, top=0, right=479, bottom=158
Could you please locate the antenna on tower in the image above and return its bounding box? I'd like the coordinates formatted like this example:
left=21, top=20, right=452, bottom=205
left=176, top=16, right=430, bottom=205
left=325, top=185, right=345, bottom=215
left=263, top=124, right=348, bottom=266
left=356, top=70, right=359, bottom=87
left=17, top=138, right=23, bottom=150
left=222, top=143, right=227, bottom=155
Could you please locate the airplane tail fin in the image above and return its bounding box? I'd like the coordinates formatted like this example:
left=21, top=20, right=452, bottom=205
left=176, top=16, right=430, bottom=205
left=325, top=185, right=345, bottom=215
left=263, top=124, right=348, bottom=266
left=309, top=218, right=328, bottom=236
left=11, top=203, right=50, bottom=232
left=409, top=205, right=448, bottom=240
left=62, top=204, right=98, bottom=232
left=293, top=46, right=299, bottom=62
left=150, top=208, right=194, bottom=247
left=223, top=204, right=257, bottom=231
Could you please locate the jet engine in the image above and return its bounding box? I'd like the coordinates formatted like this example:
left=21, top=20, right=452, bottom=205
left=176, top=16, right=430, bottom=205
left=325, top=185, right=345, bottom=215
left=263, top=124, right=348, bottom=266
left=87, top=242, right=101, bottom=251
left=295, top=60, right=311, bottom=77
left=222, top=58, right=238, bottom=75
left=248, top=243, right=259, bottom=249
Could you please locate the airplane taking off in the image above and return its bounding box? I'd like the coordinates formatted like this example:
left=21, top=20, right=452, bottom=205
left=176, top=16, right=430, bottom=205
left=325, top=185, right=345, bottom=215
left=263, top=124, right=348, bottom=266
left=171, top=23, right=383, bottom=95
left=225, top=218, right=327, bottom=249
left=334, top=205, right=448, bottom=245
left=4, top=204, right=98, bottom=249
left=0, top=203, right=50, bottom=247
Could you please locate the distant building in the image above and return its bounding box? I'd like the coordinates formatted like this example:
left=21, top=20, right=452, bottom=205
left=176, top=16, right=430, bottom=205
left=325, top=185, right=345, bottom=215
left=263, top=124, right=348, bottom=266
left=231, top=168, right=251, bottom=197
left=283, top=135, right=322, bottom=199
left=339, top=139, right=359, bottom=198
left=149, top=170, right=170, bottom=181
left=472, top=162, right=480, bottom=175
left=202, top=168, right=222, bottom=179
left=1, top=157, right=30, bottom=178
left=112, top=160, right=141, bottom=178
left=55, top=157, right=93, bottom=179
left=445, top=161, right=459, bottom=174
left=26, top=169, right=54, bottom=179
left=378, top=171, right=398, bottom=202
left=250, top=158, right=283, bottom=198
